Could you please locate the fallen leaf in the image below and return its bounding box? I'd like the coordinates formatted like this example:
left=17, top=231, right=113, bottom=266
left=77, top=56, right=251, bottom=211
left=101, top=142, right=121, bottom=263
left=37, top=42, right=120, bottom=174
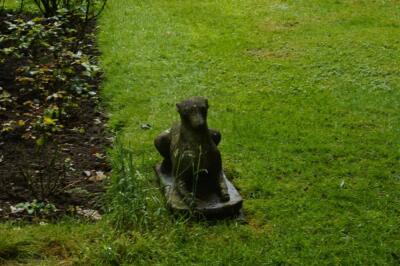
left=77, top=208, right=102, bottom=220
left=93, top=152, right=104, bottom=159
left=43, top=116, right=56, bottom=126
left=10, top=205, right=24, bottom=214
left=83, top=170, right=91, bottom=177
left=90, top=171, right=107, bottom=181
left=141, top=123, right=152, bottom=130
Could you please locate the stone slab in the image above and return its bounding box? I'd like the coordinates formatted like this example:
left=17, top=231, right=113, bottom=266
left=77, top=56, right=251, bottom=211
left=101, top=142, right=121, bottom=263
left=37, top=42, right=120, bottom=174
left=155, top=164, right=243, bottom=218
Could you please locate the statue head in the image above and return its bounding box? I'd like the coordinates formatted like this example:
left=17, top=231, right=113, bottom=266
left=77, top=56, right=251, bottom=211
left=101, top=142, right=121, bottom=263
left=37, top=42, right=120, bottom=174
left=176, top=96, right=209, bottom=129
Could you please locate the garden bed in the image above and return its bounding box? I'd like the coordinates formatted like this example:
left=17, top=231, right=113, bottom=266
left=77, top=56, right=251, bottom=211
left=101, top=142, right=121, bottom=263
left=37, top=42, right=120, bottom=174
left=0, top=10, right=110, bottom=220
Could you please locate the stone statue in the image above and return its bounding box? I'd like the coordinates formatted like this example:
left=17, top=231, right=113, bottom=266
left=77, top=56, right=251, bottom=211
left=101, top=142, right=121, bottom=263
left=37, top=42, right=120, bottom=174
left=154, top=97, right=242, bottom=217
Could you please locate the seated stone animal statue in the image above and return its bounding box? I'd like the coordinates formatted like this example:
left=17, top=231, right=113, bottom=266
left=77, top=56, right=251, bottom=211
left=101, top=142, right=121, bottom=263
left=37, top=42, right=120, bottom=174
left=154, top=96, right=230, bottom=206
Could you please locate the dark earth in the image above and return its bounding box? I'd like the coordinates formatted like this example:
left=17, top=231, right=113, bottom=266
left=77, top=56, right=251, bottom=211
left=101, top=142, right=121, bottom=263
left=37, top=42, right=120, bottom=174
left=0, top=10, right=110, bottom=220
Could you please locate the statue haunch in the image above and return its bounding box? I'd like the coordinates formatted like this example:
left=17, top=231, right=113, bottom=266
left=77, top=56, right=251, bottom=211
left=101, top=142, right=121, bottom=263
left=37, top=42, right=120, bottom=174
left=154, top=97, right=230, bottom=206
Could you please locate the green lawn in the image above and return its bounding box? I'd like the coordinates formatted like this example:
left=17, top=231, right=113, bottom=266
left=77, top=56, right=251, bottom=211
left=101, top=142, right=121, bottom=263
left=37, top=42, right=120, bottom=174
left=1, top=0, right=400, bottom=265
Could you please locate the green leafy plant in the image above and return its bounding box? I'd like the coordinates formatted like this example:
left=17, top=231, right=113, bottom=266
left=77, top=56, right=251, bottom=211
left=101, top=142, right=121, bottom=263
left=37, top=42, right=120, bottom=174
left=0, top=8, right=106, bottom=216
left=14, top=200, right=57, bottom=215
left=0, top=13, right=100, bottom=143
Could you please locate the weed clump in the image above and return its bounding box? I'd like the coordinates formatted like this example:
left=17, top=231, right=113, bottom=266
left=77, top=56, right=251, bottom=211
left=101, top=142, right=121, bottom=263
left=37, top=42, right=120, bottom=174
left=107, top=141, right=169, bottom=231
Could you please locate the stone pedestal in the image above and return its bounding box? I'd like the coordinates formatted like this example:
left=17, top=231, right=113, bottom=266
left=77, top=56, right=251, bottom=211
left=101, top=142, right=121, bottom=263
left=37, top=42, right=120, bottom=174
left=155, top=164, right=243, bottom=218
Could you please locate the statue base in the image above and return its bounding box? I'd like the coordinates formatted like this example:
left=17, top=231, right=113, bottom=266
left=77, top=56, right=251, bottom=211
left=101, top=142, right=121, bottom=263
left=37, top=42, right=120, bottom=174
left=155, top=164, right=243, bottom=219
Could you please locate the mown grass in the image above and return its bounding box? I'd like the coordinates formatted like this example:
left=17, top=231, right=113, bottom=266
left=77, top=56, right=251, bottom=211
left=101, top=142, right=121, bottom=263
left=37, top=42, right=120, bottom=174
left=1, top=0, right=400, bottom=265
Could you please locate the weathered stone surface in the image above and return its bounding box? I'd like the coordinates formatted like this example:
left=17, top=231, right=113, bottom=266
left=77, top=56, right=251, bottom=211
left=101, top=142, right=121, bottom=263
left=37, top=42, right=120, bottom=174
left=154, top=97, right=243, bottom=218
left=155, top=164, right=243, bottom=218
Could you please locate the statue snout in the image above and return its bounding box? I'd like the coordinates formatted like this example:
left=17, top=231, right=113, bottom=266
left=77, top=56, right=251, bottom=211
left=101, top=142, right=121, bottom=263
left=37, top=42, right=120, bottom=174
left=190, top=113, right=206, bottom=129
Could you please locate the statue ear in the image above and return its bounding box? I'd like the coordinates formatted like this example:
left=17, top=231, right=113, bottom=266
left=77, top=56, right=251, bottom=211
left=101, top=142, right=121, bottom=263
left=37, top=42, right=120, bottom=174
left=176, top=103, right=182, bottom=113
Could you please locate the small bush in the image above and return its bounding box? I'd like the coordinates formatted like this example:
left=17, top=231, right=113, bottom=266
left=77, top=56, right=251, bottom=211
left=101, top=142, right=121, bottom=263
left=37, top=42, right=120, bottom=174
left=19, top=147, right=69, bottom=201
left=25, top=0, right=107, bottom=19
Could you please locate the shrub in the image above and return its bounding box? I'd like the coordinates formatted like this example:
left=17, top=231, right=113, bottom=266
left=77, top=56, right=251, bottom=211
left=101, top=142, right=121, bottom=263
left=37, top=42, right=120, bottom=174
left=19, top=147, right=69, bottom=201
left=27, top=0, right=107, bottom=19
